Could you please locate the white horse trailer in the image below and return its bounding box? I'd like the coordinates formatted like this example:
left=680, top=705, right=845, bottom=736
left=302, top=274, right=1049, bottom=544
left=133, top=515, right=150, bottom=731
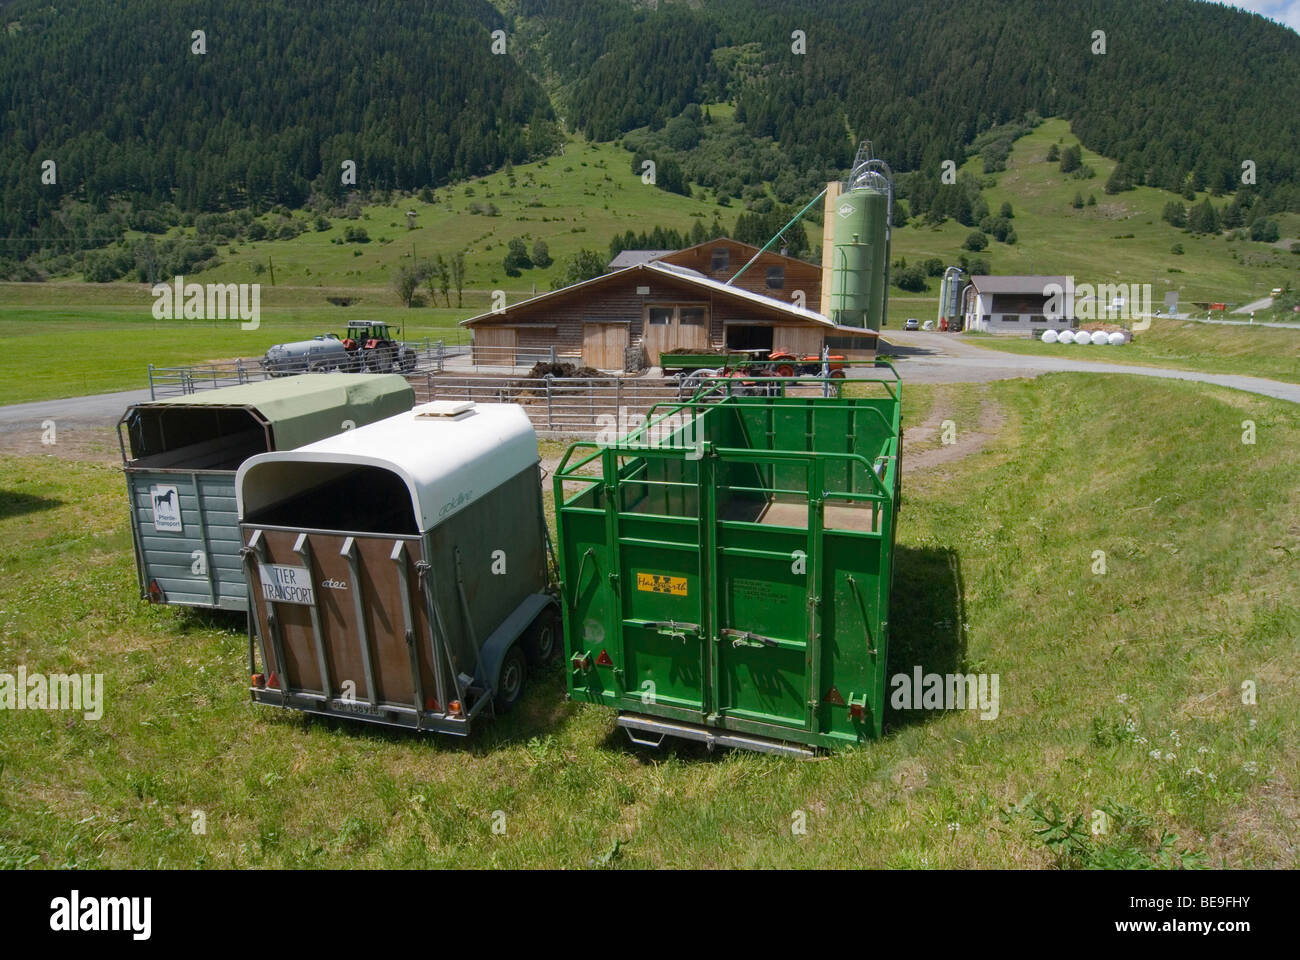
left=236, top=401, right=557, bottom=735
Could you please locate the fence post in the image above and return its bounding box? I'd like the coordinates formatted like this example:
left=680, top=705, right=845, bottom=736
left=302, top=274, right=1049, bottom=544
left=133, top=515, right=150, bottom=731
left=616, top=376, right=623, bottom=433
left=545, top=374, right=553, bottom=430
left=550, top=345, right=557, bottom=364
left=147, top=364, right=156, bottom=400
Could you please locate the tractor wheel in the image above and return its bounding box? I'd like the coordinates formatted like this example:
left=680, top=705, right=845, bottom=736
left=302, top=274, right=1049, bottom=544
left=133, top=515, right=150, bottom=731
left=775, top=363, right=796, bottom=378
left=493, top=645, right=527, bottom=714
left=829, top=369, right=846, bottom=379
left=523, top=609, right=559, bottom=665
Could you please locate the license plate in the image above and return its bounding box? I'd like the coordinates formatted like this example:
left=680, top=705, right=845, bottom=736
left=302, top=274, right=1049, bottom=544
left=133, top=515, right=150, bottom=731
left=258, top=563, right=315, bottom=605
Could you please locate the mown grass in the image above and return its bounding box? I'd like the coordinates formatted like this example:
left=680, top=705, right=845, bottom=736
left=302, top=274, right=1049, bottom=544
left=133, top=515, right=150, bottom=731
left=0, top=374, right=1295, bottom=868
left=0, top=307, right=475, bottom=406
left=962, top=316, right=1300, bottom=384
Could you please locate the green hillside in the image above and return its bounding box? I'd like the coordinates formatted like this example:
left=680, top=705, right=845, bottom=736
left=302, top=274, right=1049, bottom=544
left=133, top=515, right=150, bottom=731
left=3, top=116, right=1299, bottom=405
left=35, top=118, right=1300, bottom=310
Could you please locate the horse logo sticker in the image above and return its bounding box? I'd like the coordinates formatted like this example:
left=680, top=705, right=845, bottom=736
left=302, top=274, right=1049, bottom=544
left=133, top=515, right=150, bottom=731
left=150, top=484, right=182, bottom=533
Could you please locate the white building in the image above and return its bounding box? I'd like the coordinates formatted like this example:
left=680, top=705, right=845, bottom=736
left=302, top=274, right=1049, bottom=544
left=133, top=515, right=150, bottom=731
left=961, top=275, right=1073, bottom=334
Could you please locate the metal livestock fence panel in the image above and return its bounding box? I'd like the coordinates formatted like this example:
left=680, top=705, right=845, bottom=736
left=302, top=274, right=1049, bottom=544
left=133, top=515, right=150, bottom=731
left=147, top=339, right=451, bottom=399
left=417, top=374, right=689, bottom=437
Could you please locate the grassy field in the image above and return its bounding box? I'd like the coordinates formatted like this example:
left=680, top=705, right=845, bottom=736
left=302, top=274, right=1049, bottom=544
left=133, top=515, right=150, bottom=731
left=960, top=317, right=1300, bottom=384
left=1, top=374, right=1295, bottom=868
left=0, top=308, right=474, bottom=407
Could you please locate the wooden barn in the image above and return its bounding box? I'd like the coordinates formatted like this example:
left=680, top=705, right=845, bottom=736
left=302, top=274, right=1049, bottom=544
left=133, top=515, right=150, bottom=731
left=464, top=242, right=873, bottom=370
left=648, top=238, right=824, bottom=310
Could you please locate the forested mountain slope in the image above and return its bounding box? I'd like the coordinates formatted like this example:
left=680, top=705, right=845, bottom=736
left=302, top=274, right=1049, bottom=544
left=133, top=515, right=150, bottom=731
left=2, top=0, right=1297, bottom=265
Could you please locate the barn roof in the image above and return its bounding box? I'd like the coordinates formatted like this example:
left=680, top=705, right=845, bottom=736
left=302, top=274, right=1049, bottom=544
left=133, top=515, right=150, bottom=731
left=663, top=238, right=820, bottom=271
left=967, top=275, right=1069, bottom=295
left=608, top=249, right=675, bottom=269
left=461, top=261, right=832, bottom=328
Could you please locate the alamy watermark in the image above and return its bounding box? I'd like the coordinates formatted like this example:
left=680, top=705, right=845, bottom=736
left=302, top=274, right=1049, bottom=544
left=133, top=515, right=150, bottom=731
left=890, top=668, right=999, bottom=720
left=1, top=667, right=103, bottom=720
left=151, top=275, right=261, bottom=330
left=1043, top=277, right=1153, bottom=331
left=50, top=890, right=150, bottom=940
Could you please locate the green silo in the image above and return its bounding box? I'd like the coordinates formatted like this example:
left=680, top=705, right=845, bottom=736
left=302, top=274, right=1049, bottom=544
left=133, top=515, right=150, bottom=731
left=830, top=184, right=890, bottom=330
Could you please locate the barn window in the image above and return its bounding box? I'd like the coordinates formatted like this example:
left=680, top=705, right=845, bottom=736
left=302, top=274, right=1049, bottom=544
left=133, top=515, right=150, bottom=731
left=648, top=307, right=673, bottom=325
left=710, top=247, right=730, bottom=271
left=1002, top=314, right=1020, bottom=323
left=679, top=306, right=706, bottom=326
left=766, top=266, right=785, bottom=289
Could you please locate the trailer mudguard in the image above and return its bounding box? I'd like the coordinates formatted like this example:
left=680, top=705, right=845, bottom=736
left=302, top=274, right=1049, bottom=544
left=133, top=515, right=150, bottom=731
left=475, top=592, right=557, bottom=694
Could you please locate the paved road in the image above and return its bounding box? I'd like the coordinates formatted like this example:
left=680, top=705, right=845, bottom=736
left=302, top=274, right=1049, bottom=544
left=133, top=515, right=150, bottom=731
left=1233, top=296, right=1275, bottom=314
left=0, top=387, right=152, bottom=436
left=1181, top=315, right=1299, bottom=330
left=0, top=335, right=1296, bottom=438
left=875, top=331, right=1300, bottom=404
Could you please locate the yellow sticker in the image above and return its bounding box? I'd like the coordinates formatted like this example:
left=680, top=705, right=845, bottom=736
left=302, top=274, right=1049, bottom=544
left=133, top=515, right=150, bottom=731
left=636, top=572, right=688, bottom=596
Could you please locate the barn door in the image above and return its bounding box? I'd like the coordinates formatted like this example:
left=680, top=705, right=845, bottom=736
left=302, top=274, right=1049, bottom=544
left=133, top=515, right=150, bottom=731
left=583, top=323, right=629, bottom=370
left=772, top=325, right=823, bottom=358
left=472, top=327, right=517, bottom=364
left=643, top=305, right=708, bottom=364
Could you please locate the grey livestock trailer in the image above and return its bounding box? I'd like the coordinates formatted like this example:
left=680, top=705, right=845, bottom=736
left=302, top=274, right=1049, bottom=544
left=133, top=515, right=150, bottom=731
left=236, top=401, right=557, bottom=734
left=120, top=374, right=415, bottom=610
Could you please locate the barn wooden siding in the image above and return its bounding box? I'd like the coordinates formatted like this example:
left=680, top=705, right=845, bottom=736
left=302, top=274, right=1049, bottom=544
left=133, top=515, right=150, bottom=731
left=660, top=239, right=822, bottom=308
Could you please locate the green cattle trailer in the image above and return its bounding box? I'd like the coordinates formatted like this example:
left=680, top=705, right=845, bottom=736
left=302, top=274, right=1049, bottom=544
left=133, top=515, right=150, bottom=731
left=554, top=367, right=902, bottom=755
left=119, top=374, right=415, bottom=610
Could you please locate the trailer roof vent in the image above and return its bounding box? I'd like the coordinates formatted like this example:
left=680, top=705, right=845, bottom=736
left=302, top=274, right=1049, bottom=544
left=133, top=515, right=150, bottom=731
left=413, top=400, right=476, bottom=419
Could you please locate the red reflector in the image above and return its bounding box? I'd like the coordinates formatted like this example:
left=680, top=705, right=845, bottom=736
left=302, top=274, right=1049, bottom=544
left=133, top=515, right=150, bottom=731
left=596, top=649, right=613, bottom=667
left=251, top=673, right=265, bottom=688
left=849, top=703, right=865, bottom=721
left=267, top=672, right=280, bottom=690
left=147, top=579, right=165, bottom=603
left=824, top=686, right=845, bottom=706
left=424, top=696, right=440, bottom=712
left=448, top=700, right=462, bottom=716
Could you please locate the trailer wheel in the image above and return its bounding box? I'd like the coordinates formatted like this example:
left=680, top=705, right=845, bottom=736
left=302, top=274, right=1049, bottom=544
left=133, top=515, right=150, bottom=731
left=493, top=645, right=527, bottom=714
left=523, top=610, right=559, bottom=665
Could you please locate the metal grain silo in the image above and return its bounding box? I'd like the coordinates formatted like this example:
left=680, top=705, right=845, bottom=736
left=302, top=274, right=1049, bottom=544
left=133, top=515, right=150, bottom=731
left=829, top=144, right=893, bottom=330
